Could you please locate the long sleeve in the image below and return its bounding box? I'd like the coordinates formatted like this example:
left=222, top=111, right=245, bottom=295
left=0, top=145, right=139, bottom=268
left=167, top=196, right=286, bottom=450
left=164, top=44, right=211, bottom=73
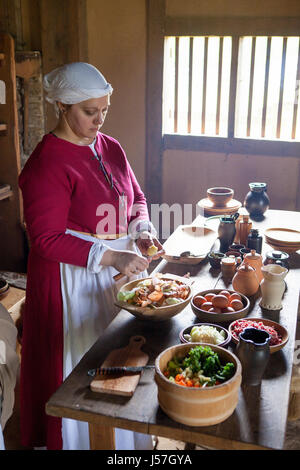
left=19, top=154, right=94, bottom=267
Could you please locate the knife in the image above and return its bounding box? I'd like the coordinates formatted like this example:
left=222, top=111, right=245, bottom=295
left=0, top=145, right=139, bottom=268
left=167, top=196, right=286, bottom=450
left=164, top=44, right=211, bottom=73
left=113, top=250, right=165, bottom=282
left=88, top=365, right=155, bottom=377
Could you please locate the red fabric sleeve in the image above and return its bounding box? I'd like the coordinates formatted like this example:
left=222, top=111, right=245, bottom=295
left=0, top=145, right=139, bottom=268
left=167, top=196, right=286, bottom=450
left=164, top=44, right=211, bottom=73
left=19, top=155, right=93, bottom=266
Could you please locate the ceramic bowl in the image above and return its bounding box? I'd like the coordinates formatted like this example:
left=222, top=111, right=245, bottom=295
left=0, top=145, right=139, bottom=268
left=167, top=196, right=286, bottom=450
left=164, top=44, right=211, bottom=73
left=155, top=342, right=242, bottom=426
left=115, top=274, right=193, bottom=322
left=191, top=289, right=250, bottom=323
left=208, top=251, right=225, bottom=269
left=228, top=317, right=289, bottom=354
left=179, top=323, right=231, bottom=348
left=0, top=278, right=9, bottom=299
left=207, top=187, right=234, bottom=207
left=229, top=244, right=245, bottom=252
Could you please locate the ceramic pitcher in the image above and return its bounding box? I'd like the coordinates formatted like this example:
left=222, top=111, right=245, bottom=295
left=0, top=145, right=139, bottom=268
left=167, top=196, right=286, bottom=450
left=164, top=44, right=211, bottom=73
left=236, top=327, right=271, bottom=386
left=260, top=264, right=288, bottom=310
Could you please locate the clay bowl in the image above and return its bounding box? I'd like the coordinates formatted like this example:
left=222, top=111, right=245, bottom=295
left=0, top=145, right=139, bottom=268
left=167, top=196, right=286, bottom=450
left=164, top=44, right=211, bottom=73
left=179, top=323, right=231, bottom=348
left=191, top=289, right=250, bottom=323
left=115, top=275, right=193, bottom=322
left=155, top=342, right=242, bottom=426
left=0, top=278, right=9, bottom=299
left=207, top=187, right=234, bottom=207
left=228, top=317, right=289, bottom=354
left=208, top=251, right=225, bottom=269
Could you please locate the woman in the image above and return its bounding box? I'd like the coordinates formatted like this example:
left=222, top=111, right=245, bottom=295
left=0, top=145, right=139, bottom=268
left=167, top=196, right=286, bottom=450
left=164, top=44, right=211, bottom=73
left=19, top=62, right=163, bottom=450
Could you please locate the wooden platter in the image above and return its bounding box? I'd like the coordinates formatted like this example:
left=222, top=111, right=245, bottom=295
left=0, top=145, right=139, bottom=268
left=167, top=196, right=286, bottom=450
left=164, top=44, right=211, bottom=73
left=162, top=225, right=217, bottom=264
left=197, top=198, right=242, bottom=216
left=90, top=336, right=149, bottom=396
left=264, top=228, right=300, bottom=253
left=264, top=227, right=300, bottom=244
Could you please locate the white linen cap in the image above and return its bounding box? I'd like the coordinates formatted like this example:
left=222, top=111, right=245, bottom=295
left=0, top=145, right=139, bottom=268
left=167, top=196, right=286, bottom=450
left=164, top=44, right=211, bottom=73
left=43, top=62, right=113, bottom=105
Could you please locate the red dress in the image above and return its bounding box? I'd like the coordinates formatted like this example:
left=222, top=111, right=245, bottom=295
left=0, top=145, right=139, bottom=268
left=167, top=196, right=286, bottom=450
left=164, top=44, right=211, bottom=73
left=19, top=132, right=150, bottom=449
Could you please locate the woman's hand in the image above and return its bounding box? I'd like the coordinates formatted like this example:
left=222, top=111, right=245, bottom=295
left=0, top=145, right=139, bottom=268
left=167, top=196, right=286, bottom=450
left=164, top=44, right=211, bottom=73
left=101, top=248, right=149, bottom=277
left=135, top=231, right=164, bottom=260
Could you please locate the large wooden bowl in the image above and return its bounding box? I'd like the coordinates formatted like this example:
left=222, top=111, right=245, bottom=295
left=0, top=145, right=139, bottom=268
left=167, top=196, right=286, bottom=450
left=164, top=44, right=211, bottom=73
left=228, top=317, right=289, bottom=354
left=191, top=289, right=250, bottom=323
left=155, top=343, right=242, bottom=426
left=115, top=274, right=193, bottom=322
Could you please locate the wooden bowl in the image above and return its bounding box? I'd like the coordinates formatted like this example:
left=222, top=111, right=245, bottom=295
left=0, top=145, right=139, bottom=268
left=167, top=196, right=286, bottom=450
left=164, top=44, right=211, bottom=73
left=0, top=278, right=9, bottom=299
left=155, top=342, right=242, bottom=426
left=179, top=323, right=231, bottom=348
left=0, top=278, right=8, bottom=294
left=207, top=187, right=234, bottom=207
left=115, top=274, right=193, bottom=322
left=191, top=289, right=250, bottom=323
left=228, top=317, right=289, bottom=354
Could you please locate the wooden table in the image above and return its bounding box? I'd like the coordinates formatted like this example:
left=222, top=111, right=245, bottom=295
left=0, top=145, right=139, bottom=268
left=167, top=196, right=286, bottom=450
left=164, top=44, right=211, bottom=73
left=46, top=210, right=300, bottom=450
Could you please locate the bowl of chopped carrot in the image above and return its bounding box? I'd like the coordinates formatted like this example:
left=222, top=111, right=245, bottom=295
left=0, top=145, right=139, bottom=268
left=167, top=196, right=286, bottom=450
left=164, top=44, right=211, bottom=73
left=115, top=273, right=193, bottom=321
left=155, top=343, right=242, bottom=426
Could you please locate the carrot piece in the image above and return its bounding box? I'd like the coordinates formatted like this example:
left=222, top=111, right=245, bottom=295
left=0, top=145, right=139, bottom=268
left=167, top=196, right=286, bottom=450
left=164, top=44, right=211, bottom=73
left=148, top=291, right=164, bottom=302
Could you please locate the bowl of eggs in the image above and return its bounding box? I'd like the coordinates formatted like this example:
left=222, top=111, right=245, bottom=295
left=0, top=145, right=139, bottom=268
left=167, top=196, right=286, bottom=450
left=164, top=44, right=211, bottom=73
left=191, top=289, right=250, bottom=323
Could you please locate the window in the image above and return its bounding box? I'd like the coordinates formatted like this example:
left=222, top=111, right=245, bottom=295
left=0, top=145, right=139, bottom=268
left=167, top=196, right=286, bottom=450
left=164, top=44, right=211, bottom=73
left=162, top=35, right=300, bottom=142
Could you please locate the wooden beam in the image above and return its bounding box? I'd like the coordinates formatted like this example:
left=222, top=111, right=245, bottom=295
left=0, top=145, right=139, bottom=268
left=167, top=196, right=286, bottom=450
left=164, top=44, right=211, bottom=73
left=165, top=16, right=300, bottom=37
left=228, top=36, right=239, bottom=139
left=145, top=0, right=165, bottom=207
left=163, top=133, right=300, bottom=159
left=0, top=32, right=25, bottom=271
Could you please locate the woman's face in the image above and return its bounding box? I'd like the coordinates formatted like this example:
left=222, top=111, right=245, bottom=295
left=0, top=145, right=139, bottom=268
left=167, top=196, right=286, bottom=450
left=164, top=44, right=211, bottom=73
left=62, top=95, right=110, bottom=140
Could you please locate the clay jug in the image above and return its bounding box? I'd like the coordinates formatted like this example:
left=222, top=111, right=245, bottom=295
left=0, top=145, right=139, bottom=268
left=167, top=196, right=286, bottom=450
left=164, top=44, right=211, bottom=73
left=260, top=264, right=288, bottom=310
left=236, top=327, right=271, bottom=386
left=232, top=260, right=260, bottom=296
left=244, top=182, right=270, bottom=219
left=242, top=249, right=264, bottom=283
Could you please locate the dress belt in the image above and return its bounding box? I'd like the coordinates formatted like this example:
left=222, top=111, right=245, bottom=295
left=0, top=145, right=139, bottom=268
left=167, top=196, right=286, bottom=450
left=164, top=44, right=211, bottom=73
left=68, top=229, right=127, bottom=240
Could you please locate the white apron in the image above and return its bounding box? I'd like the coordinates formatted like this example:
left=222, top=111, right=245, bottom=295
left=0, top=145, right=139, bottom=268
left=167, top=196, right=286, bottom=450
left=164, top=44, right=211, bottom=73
left=60, top=230, right=153, bottom=450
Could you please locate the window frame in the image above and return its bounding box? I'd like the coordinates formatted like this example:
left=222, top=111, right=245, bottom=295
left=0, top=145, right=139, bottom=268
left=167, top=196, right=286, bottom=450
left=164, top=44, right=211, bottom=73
left=146, top=0, right=300, bottom=206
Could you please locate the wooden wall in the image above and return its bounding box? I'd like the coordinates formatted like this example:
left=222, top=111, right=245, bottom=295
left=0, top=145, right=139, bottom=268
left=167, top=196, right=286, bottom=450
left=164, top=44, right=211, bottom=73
left=86, top=0, right=147, bottom=189
left=161, top=1, right=300, bottom=213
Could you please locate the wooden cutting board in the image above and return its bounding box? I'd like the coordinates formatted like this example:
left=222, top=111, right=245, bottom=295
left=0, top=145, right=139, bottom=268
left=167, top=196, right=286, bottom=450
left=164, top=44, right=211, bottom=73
left=90, top=336, right=149, bottom=396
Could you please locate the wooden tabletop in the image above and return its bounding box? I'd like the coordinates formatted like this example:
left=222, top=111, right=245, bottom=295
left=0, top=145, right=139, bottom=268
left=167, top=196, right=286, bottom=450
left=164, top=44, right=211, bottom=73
left=46, top=210, right=300, bottom=450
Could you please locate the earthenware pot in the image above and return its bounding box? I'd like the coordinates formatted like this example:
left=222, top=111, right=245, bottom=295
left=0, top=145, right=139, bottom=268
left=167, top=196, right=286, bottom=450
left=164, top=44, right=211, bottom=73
left=236, top=327, right=271, bottom=386
left=232, top=260, right=260, bottom=296
left=242, top=249, right=264, bottom=283
left=244, top=182, right=270, bottom=218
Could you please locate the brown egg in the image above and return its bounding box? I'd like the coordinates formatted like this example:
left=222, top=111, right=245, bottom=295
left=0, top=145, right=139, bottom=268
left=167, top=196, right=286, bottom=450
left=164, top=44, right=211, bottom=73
left=208, top=307, right=222, bottom=314
left=230, top=299, right=244, bottom=311
left=212, top=294, right=229, bottom=309
left=219, top=290, right=231, bottom=299
left=201, top=301, right=213, bottom=311
left=204, top=293, right=216, bottom=302
left=193, top=295, right=206, bottom=308
left=222, top=306, right=235, bottom=313
left=229, top=293, right=242, bottom=302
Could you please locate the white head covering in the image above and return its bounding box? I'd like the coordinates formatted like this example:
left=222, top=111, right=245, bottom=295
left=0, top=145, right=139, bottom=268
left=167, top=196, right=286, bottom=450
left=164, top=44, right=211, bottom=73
left=43, top=62, right=113, bottom=105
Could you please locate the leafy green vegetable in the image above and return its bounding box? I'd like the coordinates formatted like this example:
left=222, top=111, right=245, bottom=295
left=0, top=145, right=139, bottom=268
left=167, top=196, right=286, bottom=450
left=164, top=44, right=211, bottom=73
left=117, top=290, right=136, bottom=302
left=166, top=345, right=235, bottom=387
left=165, top=297, right=183, bottom=305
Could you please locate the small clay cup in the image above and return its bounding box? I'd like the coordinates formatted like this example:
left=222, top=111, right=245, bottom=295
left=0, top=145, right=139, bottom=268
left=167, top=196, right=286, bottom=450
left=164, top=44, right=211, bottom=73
left=207, top=187, right=234, bottom=207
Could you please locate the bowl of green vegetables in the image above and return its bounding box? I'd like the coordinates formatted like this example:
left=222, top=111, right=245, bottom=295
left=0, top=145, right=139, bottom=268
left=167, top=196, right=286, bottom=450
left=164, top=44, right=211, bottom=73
left=155, top=343, right=242, bottom=426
